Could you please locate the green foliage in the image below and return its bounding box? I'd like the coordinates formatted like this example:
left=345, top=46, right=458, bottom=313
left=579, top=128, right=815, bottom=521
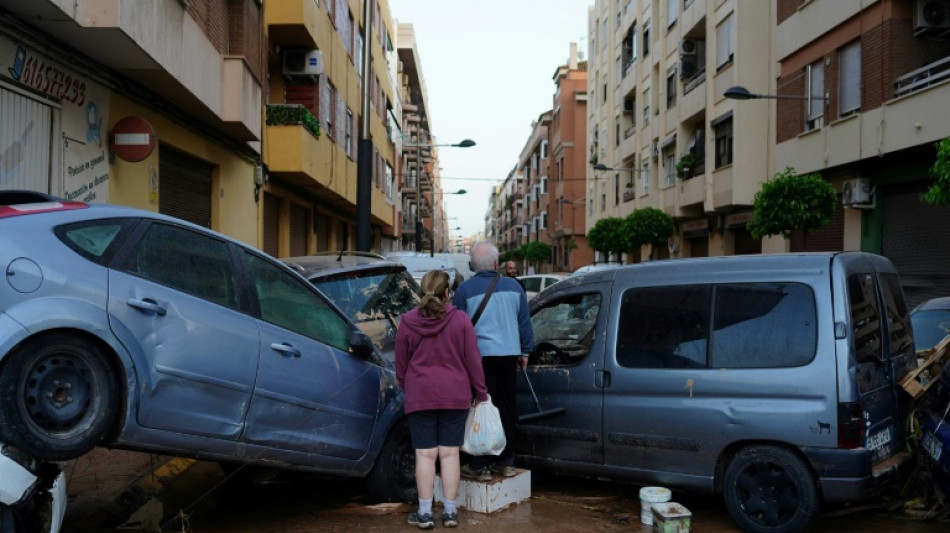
left=676, top=152, right=697, bottom=180
left=266, top=104, right=321, bottom=139
left=586, top=217, right=627, bottom=256
left=922, top=137, right=950, bottom=205
left=747, top=167, right=837, bottom=240
left=624, top=208, right=675, bottom=258
left=520, top=241, right=552, bottom=264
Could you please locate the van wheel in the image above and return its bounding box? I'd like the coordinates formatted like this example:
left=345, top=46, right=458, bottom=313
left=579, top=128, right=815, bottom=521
left=722, top=445, right=819, bottom=533
left=0, top=334, right=117, bottom=461
left=366, top=419, right=417, bottom=503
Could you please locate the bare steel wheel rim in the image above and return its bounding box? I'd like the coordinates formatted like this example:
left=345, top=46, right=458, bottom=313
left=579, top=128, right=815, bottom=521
left=21, top=351, right=101, bottom=439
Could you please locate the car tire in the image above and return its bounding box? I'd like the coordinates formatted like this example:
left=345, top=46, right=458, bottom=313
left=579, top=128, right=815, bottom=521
left=722, top=445, right=820, bottom=533
left=0, top=334, right=118, bottom=461
left=365, top=418, right=416, bottom=503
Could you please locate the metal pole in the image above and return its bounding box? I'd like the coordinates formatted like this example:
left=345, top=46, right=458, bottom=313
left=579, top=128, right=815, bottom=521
left=355, top=0, right=373, bottom=251
left=415, top=142, right=423, bottom=252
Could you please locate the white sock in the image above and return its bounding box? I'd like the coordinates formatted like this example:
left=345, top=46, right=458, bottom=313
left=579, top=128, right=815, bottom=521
left=418, top=498, right=433, bottom=515
left=443, top=499, right=457, bottom=515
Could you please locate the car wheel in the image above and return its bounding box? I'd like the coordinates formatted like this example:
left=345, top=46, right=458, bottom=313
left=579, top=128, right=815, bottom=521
left=366, top=418, right=416, bottom=503
left=0, top=334, right=118, bottom=461
left=722, top=445, right=820, bottom=533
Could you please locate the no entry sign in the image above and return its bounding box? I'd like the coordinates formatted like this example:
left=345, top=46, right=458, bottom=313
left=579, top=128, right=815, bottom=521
left=111, top=116, right=156, bottom=162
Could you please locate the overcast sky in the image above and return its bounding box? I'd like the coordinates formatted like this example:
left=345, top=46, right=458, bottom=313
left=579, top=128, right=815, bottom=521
left=389, top=0, right=592, bottom=241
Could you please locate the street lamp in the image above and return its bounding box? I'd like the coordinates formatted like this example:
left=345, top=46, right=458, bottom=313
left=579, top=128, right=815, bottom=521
left=723, top=85, right=828, bottom=101
left=403, top=139, right=476, bottom=252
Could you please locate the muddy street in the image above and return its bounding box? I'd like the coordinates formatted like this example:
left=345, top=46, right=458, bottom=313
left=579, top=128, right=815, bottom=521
left=61, top=451, right=950, bottom=533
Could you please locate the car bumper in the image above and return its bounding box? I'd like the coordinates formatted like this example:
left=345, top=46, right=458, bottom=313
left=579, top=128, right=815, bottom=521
left=802, top=446, right=912, bottom=503
left=1, top=443, right=66, bottom=533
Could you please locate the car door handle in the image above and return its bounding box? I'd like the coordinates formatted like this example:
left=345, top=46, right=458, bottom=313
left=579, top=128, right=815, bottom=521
left=270, top=343, right=301, bottom=357
left=126, top=298, right=167, bottom=316
left=595, top=370, right=610, bottom=389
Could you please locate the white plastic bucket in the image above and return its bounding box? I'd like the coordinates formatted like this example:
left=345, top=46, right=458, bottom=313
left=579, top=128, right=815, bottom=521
left=639, top=486, right=672, bottom=525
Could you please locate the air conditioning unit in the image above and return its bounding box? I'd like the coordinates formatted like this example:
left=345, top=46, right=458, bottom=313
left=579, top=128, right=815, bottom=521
left=915, top=0, right=950, bottom=32
left=679, top=39, right=698, bottom=56
left=283, top=49, right=324, bottom=77
left=841, top=177, right=875, bottom=208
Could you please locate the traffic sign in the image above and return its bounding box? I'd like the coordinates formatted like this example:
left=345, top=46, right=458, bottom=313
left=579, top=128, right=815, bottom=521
left=111, top=116, right=156, bottom=162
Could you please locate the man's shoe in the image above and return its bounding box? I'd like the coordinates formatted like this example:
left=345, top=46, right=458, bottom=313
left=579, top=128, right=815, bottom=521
left=490, top=464, right=517, bottom=477
left=460, top=464, right=492, bottom=481
left=442, top=511, right=459, bottom=528
left=407, top=511, right=435, bottom=529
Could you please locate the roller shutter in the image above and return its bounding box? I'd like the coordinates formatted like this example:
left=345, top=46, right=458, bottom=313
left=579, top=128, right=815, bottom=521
left=881, top=180, right=950, bottom=310
left=0, top=82, right=54, bottom=192
left=262, top=192, right=279, bottom=257
left=289, top=203, right=309, bottom=256
left=159, top=145, right=212, bottom=227
left=790, top=196, right=844, bottom=252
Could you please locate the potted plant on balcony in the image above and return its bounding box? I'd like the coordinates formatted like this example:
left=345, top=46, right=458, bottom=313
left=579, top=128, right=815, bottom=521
left=676, top=152, right=697, bottom=180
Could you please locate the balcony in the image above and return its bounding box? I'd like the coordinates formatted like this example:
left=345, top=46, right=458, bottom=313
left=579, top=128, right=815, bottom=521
left=264, top=109, right=392, bottom=227
left=895, top=55, right=950, bottom=98
left=266, top=0, right=324, bottom=48
left=4, top=0, right=263, bottom=142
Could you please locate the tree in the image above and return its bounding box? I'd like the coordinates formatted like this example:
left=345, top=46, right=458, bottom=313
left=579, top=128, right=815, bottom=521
left=586, top=217, right=627, bottom=260
left=625, top=208, right=675, bottom=259
left=922, top=137, right=950, bottom=205
left=520, top=241, right=552, bottom=272
left=746, top=167, right=837, bottom=240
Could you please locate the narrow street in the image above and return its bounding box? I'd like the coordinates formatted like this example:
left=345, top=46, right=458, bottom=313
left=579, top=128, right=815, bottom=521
left=61, top=449, right=950, bottom=533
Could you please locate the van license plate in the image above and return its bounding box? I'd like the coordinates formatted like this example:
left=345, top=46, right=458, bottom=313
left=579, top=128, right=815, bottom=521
left=867, top=427, right=892, bottom=451
left=923, top=432, right=943, bottom=462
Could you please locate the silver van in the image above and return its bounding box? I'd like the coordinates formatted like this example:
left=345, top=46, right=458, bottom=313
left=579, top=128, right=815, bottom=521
left=517, top=252, right=915, bottom=533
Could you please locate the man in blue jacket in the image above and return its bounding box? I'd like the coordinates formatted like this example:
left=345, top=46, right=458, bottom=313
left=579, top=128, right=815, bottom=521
left=454, top=241, right=534, bottom=480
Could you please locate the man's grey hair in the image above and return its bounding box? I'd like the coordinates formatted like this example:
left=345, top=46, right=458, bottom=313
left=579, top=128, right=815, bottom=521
left=470, top=240, right=499, bottom=272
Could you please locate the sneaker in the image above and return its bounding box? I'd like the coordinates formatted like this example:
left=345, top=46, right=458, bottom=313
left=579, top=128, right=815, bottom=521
left=490, top=464, right=517, bottom=477
left=460, top=464, right=492, bottom=481
left=442, top=511, right=459, bottom=528
left=407, top=512, right=435, bottom=529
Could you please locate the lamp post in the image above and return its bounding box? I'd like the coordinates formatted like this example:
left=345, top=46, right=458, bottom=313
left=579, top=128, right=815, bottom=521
left=403, top=140, right=475, bottom=252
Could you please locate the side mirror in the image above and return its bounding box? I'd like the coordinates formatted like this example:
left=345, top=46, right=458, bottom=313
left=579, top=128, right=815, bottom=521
left=349, top=330, right=377, bottom=359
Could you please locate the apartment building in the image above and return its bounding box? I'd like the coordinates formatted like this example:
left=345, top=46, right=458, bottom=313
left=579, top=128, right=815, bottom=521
left=518, top=111, right=552, bottom=255
left=587, top=0, right=773, bottom=262
left=774, top=0, right=950, bottom=308
left=1, top=0, right=263, bottom=245
left=548, top=43, right=594, bottom=272
left=264, top=0, right=398, bottom=254
left=395, top=22, right=454, bottom=254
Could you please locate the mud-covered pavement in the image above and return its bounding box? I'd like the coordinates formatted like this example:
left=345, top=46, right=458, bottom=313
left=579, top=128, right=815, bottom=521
left=62, top=450, right=950, bottom=533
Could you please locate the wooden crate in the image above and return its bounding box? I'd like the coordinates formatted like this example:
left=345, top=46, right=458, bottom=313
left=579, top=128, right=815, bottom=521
left=901, top=334, right=950, bottom=399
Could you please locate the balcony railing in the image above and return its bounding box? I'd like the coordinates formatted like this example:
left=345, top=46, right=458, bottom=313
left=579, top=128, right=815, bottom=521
left=895, top=55, right=950, bottom=97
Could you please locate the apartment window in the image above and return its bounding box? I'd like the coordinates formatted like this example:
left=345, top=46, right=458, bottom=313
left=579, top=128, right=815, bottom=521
left=713, top=114, right=733, bottom=168
left=355, top=30, right=364, bottom=86
left=666, top=67, right=677, bottom=109
left=838, top=41, right=861, bottom=117
left=616, top=121, right=621, bottom=146
left=541, top=139, right=548, bottom=158
left=603, top=81, right=608, bottom=103
left=540, top=210, right=547, bottom=230
left=641, top=163, right=651, bottom=195
left=663, top=151, right=676, bottom=187
left=345, top=109, right=354, bottom=157
left=716, top=13, right=734, bottom=69
left=643, top=19, right=651, bottom=56
left=615, top=173, right=620, bottom=205
left=806, top=60, right=825, bottom=131
left=667, top=0, right=678, bottom=28
left=643, top=104, right=650, bottom=126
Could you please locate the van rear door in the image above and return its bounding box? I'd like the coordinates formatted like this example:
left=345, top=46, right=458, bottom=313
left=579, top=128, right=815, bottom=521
left=843, top=265, right=915, bottom=471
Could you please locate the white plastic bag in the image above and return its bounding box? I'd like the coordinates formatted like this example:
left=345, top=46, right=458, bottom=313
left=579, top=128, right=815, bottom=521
left=461, top=396, right=506, bottom=456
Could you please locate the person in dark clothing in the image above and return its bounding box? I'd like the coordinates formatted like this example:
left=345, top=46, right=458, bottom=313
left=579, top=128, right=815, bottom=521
left=396, top=269, right=488, bottom=529
left=453, top=241, right=534, bottom=480
left=504, top=260, right=526, bottom=290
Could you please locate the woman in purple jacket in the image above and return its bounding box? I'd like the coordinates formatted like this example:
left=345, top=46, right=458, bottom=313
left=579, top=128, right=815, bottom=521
left=396, top=270, right=489, bottom=529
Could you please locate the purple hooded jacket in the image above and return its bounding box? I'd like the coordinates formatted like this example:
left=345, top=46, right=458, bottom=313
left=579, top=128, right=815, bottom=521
left=395, top=303, right=489, bottom=414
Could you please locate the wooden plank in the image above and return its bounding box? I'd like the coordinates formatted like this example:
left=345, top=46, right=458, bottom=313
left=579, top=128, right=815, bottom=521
left=901, top=334, right=950, bottom=399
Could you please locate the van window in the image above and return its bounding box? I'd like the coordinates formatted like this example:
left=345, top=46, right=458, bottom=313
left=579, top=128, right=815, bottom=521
left=530, top=292, right=601, bottom=366
left=617, top=283, right=817, bottom=369
left=878, top=273, right=914, bottom=360
left=711, top=283, right=817, bottom=368
left=848, top=273, right=882, bottom=365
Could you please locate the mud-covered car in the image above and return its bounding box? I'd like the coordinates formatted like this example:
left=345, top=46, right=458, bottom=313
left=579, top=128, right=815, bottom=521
left=282, top=252, right=420, bottom=362
left=517, top=252, right=916, bottom=533
left=0, top=193, right=415, bottom=503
